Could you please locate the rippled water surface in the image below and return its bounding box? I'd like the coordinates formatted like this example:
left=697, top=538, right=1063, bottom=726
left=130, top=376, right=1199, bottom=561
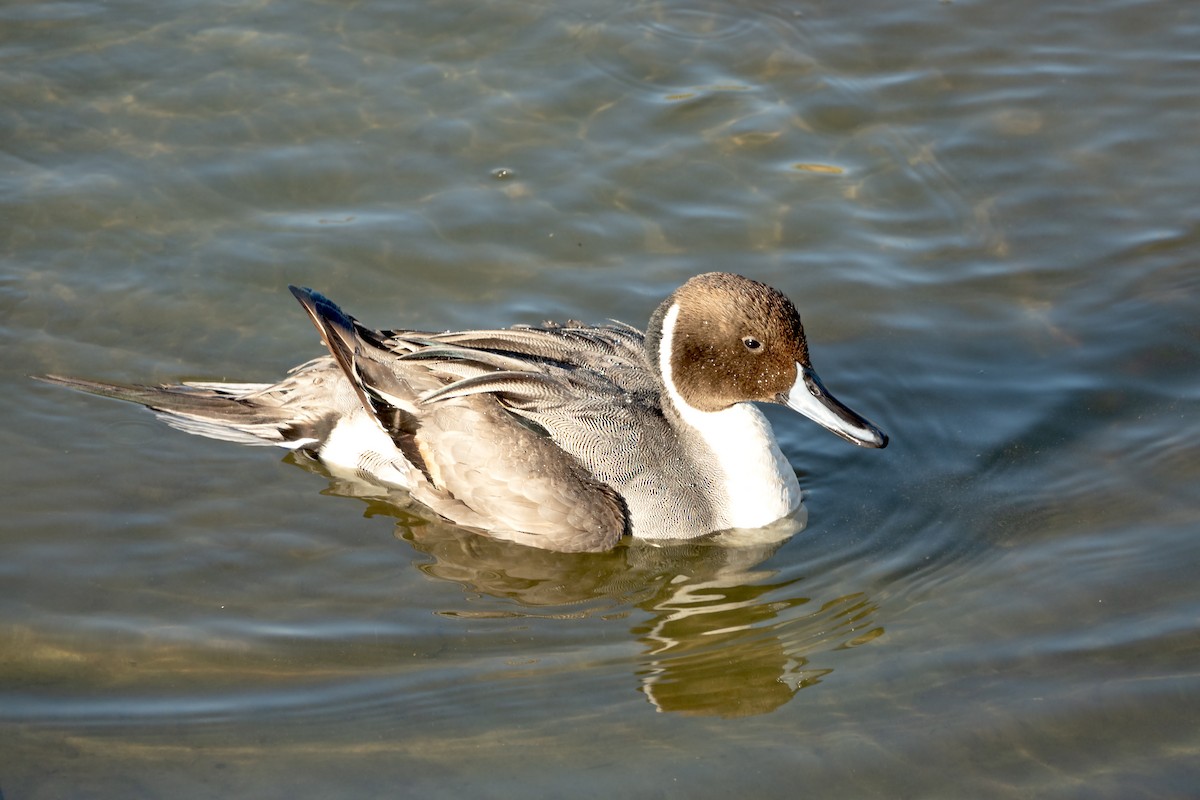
left=3, top=0, right=1199, bottom=796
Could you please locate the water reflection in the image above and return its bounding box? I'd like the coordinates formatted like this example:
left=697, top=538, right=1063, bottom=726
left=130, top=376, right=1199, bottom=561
left=323, top=464, right=884, bottom=718
left=633, top=570, right=881, bottom=717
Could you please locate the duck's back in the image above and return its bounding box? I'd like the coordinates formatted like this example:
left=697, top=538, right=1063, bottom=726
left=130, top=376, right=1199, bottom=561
left=393, top=321, right=727, bottom=539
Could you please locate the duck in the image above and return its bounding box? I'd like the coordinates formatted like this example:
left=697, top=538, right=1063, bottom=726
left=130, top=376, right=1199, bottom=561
left=39, top=272, right=887, bottom=552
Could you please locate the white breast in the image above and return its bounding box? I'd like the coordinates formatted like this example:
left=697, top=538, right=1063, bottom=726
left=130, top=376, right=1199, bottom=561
left=657, top=303, right=802, bottom=529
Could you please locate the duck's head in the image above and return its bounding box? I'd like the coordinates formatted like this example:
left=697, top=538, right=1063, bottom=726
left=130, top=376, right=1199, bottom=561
left=647, top=272, right=888, bottom=448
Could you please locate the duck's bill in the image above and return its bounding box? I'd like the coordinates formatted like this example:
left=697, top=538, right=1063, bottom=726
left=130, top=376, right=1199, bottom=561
left=779, top=365, right=888, bottom=449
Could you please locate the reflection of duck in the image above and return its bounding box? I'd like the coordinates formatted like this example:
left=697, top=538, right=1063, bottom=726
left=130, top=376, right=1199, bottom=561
left=40, top=273, right=885, bottom=552
left=633, top=565, right=884, bottom=718
left=345, top=492, right=884, bottom=718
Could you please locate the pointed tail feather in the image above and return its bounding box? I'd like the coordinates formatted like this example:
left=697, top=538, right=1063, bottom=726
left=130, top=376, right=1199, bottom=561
left=34, top=374, right=308, bottom=448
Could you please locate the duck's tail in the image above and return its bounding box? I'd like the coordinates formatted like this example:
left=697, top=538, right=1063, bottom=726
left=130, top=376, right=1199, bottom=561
left=34, top=373, right=332, bottom=450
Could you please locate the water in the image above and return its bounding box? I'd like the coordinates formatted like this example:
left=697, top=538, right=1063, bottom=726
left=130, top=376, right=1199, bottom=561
left=3, top=0, right=1199, bottom=796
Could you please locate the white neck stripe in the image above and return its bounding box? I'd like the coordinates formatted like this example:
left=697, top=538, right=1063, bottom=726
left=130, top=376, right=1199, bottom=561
left=657, top=302, right=685, bottom=410
left=656, top=300, right=801, bottom=529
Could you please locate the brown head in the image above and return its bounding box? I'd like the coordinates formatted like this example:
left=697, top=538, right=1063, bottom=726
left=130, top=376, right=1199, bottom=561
left=647, top=272, right=887, bottom=448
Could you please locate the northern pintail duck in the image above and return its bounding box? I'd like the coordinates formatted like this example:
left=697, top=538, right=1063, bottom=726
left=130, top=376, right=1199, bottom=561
left=41, top=273, right=887, bottom=552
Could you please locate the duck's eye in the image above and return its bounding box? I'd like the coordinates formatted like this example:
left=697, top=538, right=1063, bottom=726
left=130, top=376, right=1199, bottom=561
left=742, top=336, right=762, bottom=352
